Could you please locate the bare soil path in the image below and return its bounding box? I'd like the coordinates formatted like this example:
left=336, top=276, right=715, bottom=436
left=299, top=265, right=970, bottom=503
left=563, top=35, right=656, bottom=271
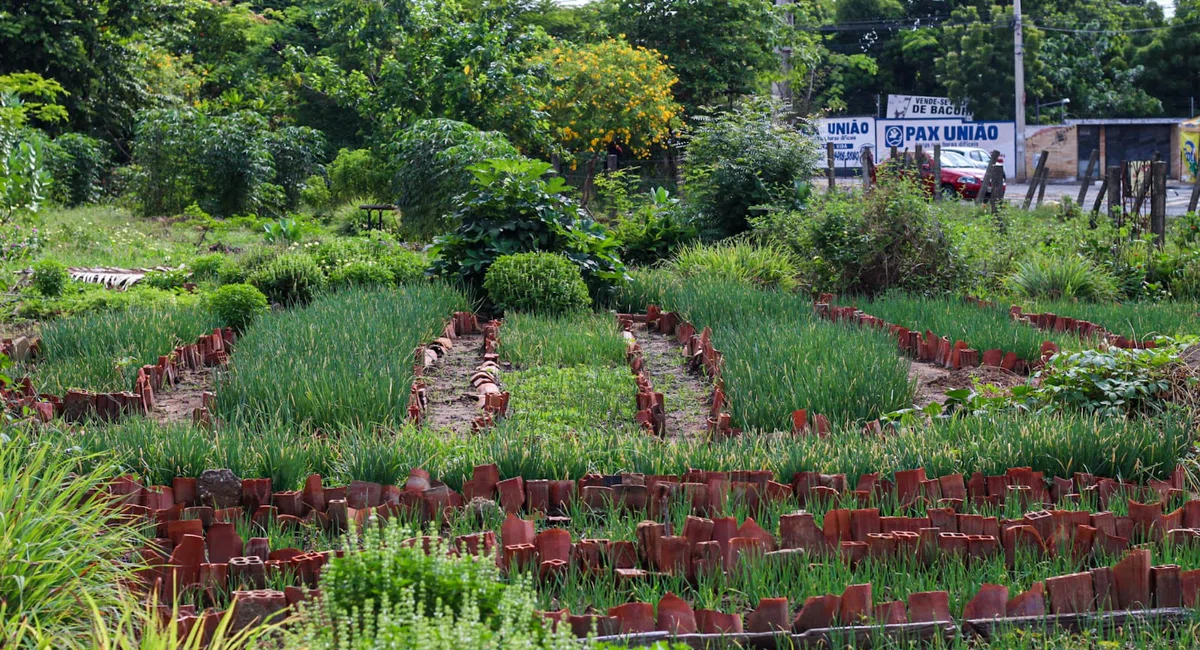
left=152, top=367, right=213, bottom=424
left=910, top=361, right=1026, bottom=408
left=635, top=323, right=712, bottom=439
left=423, top=333, right=492, bottom=434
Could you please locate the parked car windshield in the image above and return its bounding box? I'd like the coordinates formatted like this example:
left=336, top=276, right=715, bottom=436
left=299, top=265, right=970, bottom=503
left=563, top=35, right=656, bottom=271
left=940, top=150, right=978, bottom=169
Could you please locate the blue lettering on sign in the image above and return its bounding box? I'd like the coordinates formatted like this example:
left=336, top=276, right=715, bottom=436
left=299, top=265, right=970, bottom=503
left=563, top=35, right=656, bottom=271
left=828, top=121, right=870, bottom=136
left=987, top=126, right=999, bottom=139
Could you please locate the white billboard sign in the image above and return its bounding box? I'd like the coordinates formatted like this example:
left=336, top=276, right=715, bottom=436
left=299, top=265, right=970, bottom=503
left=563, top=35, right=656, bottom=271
left=886, top=95, right=973, bottom=120
left=877, top=119, right=1016, bottom=177
left=816, top=117, right=876, bottom=169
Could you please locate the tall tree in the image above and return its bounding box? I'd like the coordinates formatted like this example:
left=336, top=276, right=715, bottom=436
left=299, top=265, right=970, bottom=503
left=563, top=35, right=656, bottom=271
left=603, top=0, right=781, bottom=116
left=1135, top=0, right=1200, bottom=116
left=936, top=3, right=1050, bottom=121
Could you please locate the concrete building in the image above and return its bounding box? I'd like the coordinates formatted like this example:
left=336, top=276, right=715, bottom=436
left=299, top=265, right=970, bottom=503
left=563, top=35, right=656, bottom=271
left=1024, top=118, right=1188, bottom=181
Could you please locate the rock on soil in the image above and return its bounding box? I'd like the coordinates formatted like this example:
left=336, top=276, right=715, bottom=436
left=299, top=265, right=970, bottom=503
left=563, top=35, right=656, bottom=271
left=197, top=468, right=243, bottom=508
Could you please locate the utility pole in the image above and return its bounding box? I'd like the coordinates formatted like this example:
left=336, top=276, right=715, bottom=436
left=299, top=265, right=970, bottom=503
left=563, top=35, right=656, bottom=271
left=1013, top=0, right=1027, bottom=182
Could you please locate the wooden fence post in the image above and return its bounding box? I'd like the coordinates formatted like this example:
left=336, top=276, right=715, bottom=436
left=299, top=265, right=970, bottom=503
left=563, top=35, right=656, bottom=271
left=1190, top=170, right=1200, bottom=213
left=1107, top=165, right=1122, bottom=226
left=1090, top=178, right=1108, bottom=228
left=1023, top=151, right=1048, bottom=210
left=1151, top=160, right=1167, bottom=248
left=862, top=149, right=874, bottom=191
left=826, top=142, right=836, bottom=190
left=932, top=144, right=942, bottom=202
left=1077, top=149, right=1098, bottom=206
left=976, top=150, right=1002, bottom=206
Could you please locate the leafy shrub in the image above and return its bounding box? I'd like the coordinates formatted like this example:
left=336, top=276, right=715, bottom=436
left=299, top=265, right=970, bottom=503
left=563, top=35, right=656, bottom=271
left=385, top=119, right=520, bottom=240
left=1006, top=254, right=1119, bottom=302
left=32, top=259, right=68, bottom=296
left=755, top=173, right=962, bottom=295
left=250, top=251, right=326, bottom=305
left=132, top=108, right=325, bottom=218
left=430, top=158, right=626, bottom=298
left=683, top=98, right=819, bottom=239
left=300, top=174, right=332, bottom=210
left=262, top=217, right=303, bottom=244
left=595, top=172, right=695, bottom=266
left=142, top=268, right=190, bottom=290
left=380, top=250, right=426, bottom=284
left=209, top=283, right=269, bottom=332
left=327, top=148, right=384, bottom=203
left=484, top=252, right=591, bottom=315
left=219, top=246, right=281, bottom=286
left=288, top=519, right=571, bottom=649
left=48, top=132, right=108, bottom=206
left=189, top=253, right=226, bottom=281
left=667, top=240, right=797, bottom=291
left=329, top=260, right=394, bottom=287
left=1034, top=342, right=1186, bottom=417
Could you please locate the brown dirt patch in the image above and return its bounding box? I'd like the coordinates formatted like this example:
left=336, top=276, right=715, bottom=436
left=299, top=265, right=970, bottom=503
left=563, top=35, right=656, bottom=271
left=152, top=367, right=213, bottom=424
left=911, top=361, right=1027, bottom=407
left=423, top=333, right=492, bottom=434
left=635, top=323, right=712, bottom=439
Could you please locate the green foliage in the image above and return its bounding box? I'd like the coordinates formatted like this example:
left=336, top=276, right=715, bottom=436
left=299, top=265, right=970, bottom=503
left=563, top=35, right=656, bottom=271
left=188, top=253, right=226, bottom=281
left=682, top=99, right=819, bottom=239
left=618, top=277, right=915, bottom=429
left=938, top=3, right=1050, bottom=121
left=500, top=311, right=628, bottom=367
left=0, top=92, right=53, bottom=221
left=141, top=267, right=189, bottom=290
left=380, top=250, right=427, bottom=284
left=285, top=0, right=556, bottom=153
left=603, top=0, right=781, bottom=115
left=249, top=251, right=326, bottom=305
left=329, top=260, right=394, bottom=287
left=1006, top=254, right=1119, bottom=302
left=289, top=519, right=572, bottom=649
left=0, top=433, right=139, bottom=645
left=667, top=240, right=797, bottom=291
left=1035, top=342, right=1190, bottom=417
left=327, top=148, right=384, bottom=204
left=430, top=158, right=626, bottom=297
left=215, top=285, right=468, bottom=429
left=484, top=252, right=591, bottom=315
left=262, top=217, right=303, bottom=245
left=300, top=174, right=332, bottom=210
left=131, top=109, right=325, bottom=218
left=208, top=283, right=268, bottom=332
left=385, top=119, right=520, bottom=241
left=594, top=173, right=695, bottom=265
left=756, top=175, right=962, bottom=296
left=31, top=259, right=68, bottom=296
left=31, top=302, right=220, bottom=393
left=857, top=294, right=1077, bottom=362
left=323, top=522, right=507, bottom=624
left=47, top=132, right=109, bottom=206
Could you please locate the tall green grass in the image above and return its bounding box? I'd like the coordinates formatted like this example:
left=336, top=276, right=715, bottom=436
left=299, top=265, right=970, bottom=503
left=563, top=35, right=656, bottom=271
left=499, top=312, right=626, bottom=368
left=30, top=303, right=222, bottom=393
left=214, top=285, right=468, bottom=430
left=1028, top=299, right=1200, bottom=339
left=856, top=294, right=1077, bottom=361
left=618, top=275, right=913, bottom=430
left=57, top=410, right=1184, bottom=492
left=0, top=432, right=141, bottom=647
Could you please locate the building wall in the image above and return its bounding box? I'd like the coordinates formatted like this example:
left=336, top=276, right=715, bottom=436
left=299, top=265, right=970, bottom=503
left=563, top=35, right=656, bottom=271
left=1024, top=125, right=1079, bottom=180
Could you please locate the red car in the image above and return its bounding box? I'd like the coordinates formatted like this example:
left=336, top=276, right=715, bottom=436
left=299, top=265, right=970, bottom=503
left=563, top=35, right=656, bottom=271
left=871, top=150, right=1005, bottom=200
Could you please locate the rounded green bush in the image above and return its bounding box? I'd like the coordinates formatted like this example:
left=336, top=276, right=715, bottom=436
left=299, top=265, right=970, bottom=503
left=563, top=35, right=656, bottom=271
left=328, top=260, right=394, bottom=287
left=381, top=250, right=427, bottom=284
left=484, top=252, right=590, bottom=315
left=142, top=268, right=190, bottom=290
left=32, top=260, right=69, bottom=297
left=250, top=251, right=326, bottom=305
left=189, top=254, right=226, bottom=280
left=208, top=283, right=269, bottom=332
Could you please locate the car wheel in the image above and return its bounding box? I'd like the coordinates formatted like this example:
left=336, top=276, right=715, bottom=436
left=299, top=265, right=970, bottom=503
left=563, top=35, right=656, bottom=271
left=940, top=184, right=959, bottom=201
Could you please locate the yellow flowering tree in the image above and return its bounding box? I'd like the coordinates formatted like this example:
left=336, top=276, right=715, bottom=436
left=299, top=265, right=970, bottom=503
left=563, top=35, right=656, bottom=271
left=533, top=39, right=681, bottom=159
